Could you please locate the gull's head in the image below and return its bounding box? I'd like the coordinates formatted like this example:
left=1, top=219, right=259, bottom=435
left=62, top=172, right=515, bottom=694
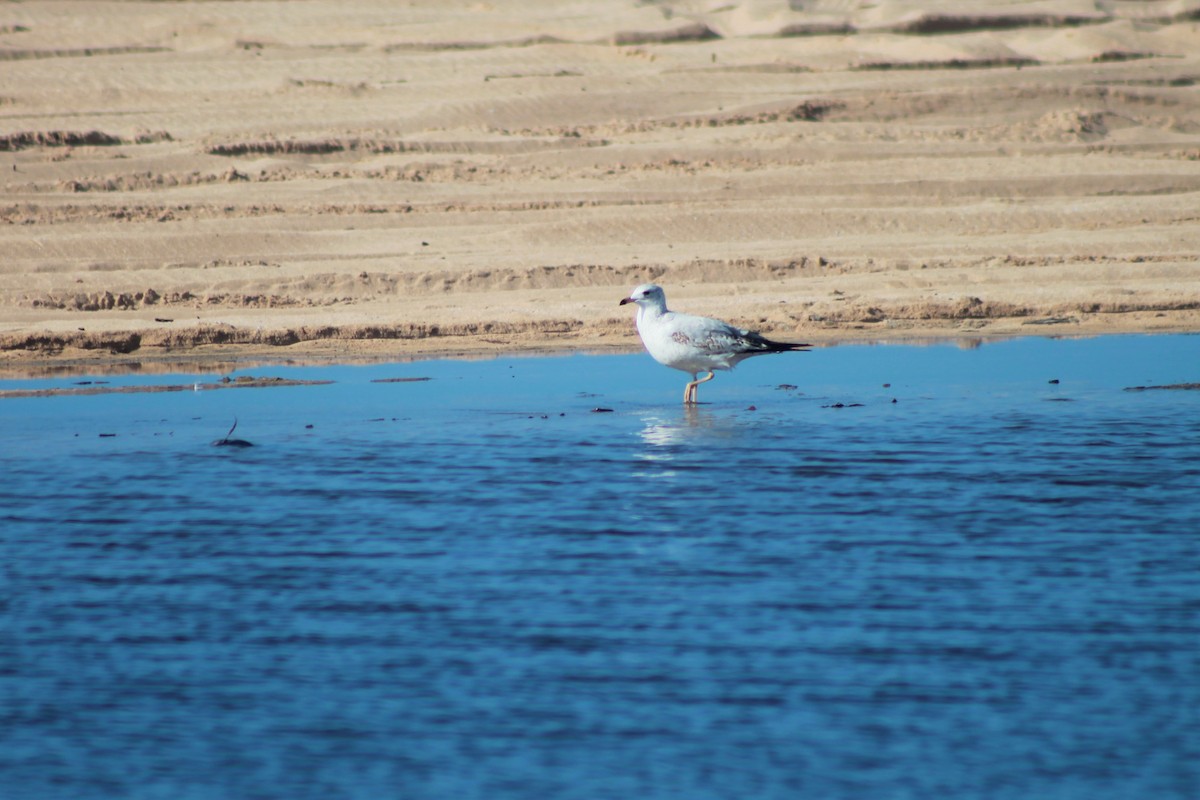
left=619, top=283, right=666, bottom=308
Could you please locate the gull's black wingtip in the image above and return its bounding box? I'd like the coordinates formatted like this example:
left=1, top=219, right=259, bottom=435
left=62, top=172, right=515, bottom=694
left=768, top=339, right=813, bottom=352
left=739, top=329, right=813, bottom=353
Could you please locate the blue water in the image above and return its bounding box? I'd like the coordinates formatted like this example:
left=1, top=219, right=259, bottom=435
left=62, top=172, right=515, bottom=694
left=2, top=335, right=1199, bottom=799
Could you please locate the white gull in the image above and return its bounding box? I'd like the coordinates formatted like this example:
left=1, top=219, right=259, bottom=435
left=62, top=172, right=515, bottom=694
left=620, top=283, right=810, bottom=404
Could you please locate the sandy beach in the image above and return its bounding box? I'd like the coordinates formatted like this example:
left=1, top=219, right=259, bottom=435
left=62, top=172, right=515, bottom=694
left=2, top=0, right=1199, bottom=372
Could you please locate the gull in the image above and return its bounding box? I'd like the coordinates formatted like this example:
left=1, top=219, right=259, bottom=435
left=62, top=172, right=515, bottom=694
left=620, top=283, right=811, bottom=404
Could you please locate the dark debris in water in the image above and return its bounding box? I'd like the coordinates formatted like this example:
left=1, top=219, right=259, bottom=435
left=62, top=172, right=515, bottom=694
left=1124, top=383, right=1200, bottom=392
left=823, top=402, right=865, bottom=409
left=591, top=407, right=614, bottom=413
left=212, top=419, right=253, bottom=448
left=370, top=377, right=432, bottom=383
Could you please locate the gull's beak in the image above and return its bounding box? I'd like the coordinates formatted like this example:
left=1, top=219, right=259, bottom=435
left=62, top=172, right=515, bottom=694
left=619, top=296, right=633, bottom=306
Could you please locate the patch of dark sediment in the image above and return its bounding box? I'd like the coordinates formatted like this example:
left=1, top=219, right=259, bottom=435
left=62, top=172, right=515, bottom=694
left=53, top=166, right=290, bottom=193
left=1092, top=51, right=1159, bottom=64
left=610, top=22, right=719, bottom=46
left=2, top=198, right=642, bottom=225
left=0, top=320, right=586, bottom=356
left=496, top=100, right=843, bottom=138
left=802, top=298, right=1037, bottom=325
left=852, top=57, right=1039, bottom=71
left=381, top=34, right=565, bottom=52
left=43, top=159, right=534, bottom=194
left=379, top=22, right=718, bottom=50
left=2, top=331, right=145, bottom=355
left=801, top=297, right=1200, bottom=326
left=0, top=46, right=170, bottom=62
left=1072, top=299, right=1200, bottom=314
left=882, top=13, right=1103, bottom=35
left=0, top=130, right=172, bottom=151
left=811, top=84, right=1188, bottom=127
left=878, top=4, right=1200, bottom=32
left=775, top=23, right=855, bottom=38
left=1, top=202, right=283, bottom=225
left=205, top=136, right=603, bottom=158
left=737, top=4, right=1195, bottom=38
left=25, top=289, right=311, bottom=312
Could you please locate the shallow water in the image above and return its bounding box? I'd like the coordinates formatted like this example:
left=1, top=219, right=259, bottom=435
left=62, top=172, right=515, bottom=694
left=3, top=335, right=1199, bottom=799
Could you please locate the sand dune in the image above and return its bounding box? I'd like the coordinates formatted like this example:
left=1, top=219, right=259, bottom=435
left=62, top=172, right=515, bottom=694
left=2, top=0, right=1199, bottom=369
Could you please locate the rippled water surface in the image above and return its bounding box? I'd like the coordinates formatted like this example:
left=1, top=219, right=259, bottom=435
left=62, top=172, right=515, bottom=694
left=3, top=335, right=1199, bottom=799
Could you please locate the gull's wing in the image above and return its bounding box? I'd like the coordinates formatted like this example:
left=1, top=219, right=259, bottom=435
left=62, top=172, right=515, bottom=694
left=667, top=312, right=809, bottom=355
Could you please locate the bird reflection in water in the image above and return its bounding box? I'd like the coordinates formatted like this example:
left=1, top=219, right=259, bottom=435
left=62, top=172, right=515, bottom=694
left=635, top=406, right=716, bottom=474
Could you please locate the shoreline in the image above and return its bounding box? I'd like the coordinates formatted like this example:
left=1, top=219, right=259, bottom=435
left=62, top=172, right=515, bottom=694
left=3, top=309, right=1196, bottom=379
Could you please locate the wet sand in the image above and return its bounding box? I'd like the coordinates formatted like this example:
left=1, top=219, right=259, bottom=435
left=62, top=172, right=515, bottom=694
left=3, top=1, right=1200, bottom=372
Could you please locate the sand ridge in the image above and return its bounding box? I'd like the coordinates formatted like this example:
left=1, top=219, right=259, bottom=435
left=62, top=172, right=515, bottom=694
left=2, top=0, right=1200, bottom=369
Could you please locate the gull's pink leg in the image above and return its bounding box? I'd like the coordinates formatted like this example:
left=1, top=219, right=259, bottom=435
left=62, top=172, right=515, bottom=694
left=683, top=371, right=715, bottom=404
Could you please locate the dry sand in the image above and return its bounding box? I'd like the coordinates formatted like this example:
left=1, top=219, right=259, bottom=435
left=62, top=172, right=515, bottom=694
left=3, top=0, right=1200, bottom=373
